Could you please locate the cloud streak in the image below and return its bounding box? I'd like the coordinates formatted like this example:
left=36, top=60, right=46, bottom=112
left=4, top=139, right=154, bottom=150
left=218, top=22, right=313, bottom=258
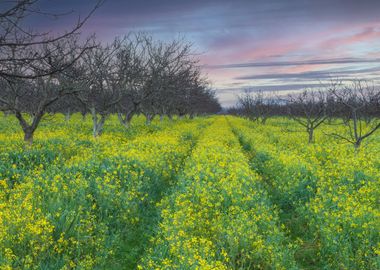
left=205, top=57, right=380, bottom=69
left=235, top=66, right=380, bottom=80
left=216, top=83, right=327, bottom=94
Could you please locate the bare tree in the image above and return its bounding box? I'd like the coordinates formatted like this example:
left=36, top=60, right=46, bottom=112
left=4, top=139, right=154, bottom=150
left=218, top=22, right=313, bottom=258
left=237, top=90, right=276, bottom=124
left=140, top=36, right=196, bottom=124
left=0, top=37, right=88, bottom=144
left=0, top=1, right=102, bottom=144
left=286, top=89, right=331, bottom=143
left=79, top=39, right=122, bottom=137
left=232, top=80, right=380, bottom=149
left=330, top=80, right=380, bottom=149
left=237, top=89, right=255, bottom=120
left=115, top=34, right=150, bottom=128
left=0, top=0, right=103, bottom=79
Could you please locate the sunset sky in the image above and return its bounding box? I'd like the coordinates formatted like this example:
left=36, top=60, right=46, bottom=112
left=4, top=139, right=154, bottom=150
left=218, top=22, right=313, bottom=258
left=34, top=0, right=380, bottom=106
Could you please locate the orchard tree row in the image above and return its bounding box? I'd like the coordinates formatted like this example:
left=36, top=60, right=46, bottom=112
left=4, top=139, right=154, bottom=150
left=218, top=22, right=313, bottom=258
left=0, top=1, right=221, bottom=144
left=231, top=81, right=380, bottom=149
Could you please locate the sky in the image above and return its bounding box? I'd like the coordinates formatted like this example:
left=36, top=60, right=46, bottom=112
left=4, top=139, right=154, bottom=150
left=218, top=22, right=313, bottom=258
left=32, top=0, right=380, bottom=107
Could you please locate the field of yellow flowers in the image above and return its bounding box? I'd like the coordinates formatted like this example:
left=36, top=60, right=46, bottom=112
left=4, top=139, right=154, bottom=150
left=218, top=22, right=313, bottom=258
left=0, top=114, right=379, bottom=269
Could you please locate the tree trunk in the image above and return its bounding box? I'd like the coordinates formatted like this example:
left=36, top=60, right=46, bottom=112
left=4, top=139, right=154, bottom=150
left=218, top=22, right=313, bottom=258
left=14, top=111, right=43, bottom=146
left=98, top=115, right=106, bottom=136
left=118, top=111, right=133, bottom=129
left=308, top=128, right=314, bottom=144
left=24, top=128, right=34, bottom=145
left=352, top=110, right=359, bottom=143
left=145, top=114, right=153, bottom=125
left=91, top=108, right=106, bottom=137
left=354, top=139, right=361, bottom=151
left=91, top=108, right=98, bottom=137
left=65, top=108, right=71, bottom=121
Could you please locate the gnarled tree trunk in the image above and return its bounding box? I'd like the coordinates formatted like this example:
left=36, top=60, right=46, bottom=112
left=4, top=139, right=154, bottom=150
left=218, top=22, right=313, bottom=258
left=118, top=111, right=134, bottom=129
left=145, top=113, right=153, bottom=125
left=15, top=111, right=43, bottom=145
left=91, top=107, right=107, bottom=137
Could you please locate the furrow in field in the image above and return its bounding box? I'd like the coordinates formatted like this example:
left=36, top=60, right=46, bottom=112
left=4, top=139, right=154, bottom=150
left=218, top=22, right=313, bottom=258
left=0, top=118, right=212, bottom=269
left=228, top=116, right=380, bottom=270
left=125, top=118, right=213, bottom=269
left=139, top=117, right=298, bottom=270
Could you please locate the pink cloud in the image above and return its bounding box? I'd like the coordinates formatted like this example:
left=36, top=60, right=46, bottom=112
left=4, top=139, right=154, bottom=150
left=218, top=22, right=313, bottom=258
left=285, top=64, right=327, bottom=74
left=202, top=20, right=380, bottom=67
left=319, top=26, right=380, bottom=51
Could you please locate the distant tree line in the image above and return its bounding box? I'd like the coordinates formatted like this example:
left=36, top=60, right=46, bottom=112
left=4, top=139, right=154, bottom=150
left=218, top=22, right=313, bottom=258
left=0, top=1, right=221, bottom=144
left=230, top=81, right=380, bottom=149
